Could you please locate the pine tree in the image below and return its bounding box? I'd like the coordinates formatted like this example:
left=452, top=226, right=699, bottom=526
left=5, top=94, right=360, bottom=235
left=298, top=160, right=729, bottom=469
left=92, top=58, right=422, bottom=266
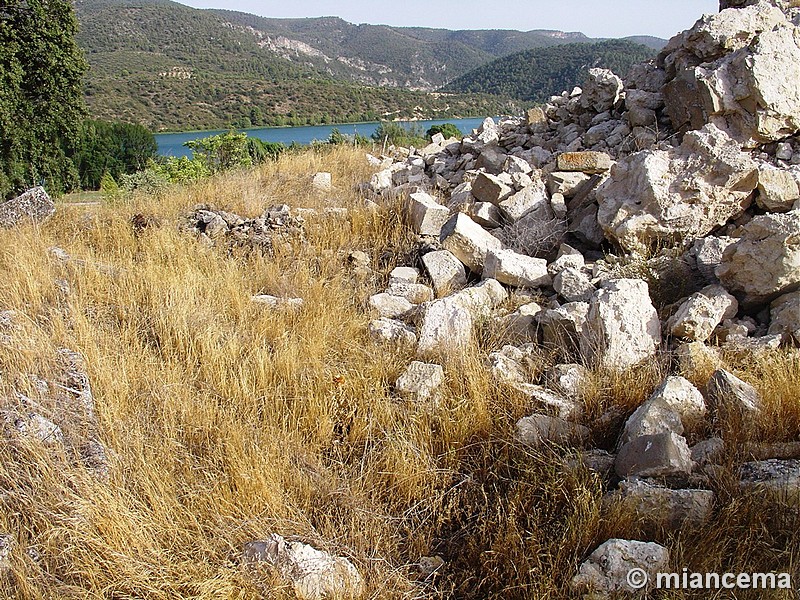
left=0, top=0, right=87, bottom=199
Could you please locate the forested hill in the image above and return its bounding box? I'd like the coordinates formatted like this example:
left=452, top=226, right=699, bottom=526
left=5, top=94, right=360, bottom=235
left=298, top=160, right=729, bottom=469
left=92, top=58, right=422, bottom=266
left=74, top=0, right=521, bottom=131
left=74, top=0, right=665, bottom=131
left=443, top=40, right=657, bottom=102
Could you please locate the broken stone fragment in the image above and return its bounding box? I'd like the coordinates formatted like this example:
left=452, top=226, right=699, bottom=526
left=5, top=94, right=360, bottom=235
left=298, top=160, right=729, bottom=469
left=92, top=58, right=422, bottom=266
left=369, top=318, right=417, bottom=348
left=0, top=187, right=55, bottom=228
left=406, top=191, right=450, bottom=237
left=556, top=151, right=613, bottom=174
left=571, top=538, right=669, bottom=595
left=395, top=361, right=445, bottom=402
left=421, top=250, right=468, bottom=297
left=615, top=431, right=694, bottom=478
left=439, top=213, right=502, bottom=274
left=516, top=413, right=589, bottom=447
left=706, top=369, right=761, bottom=414
left=243, top=534, right=363, bottom=600
left=668, top=285, right=738, bottom=342
left=483, top=248, right=551, bottom=288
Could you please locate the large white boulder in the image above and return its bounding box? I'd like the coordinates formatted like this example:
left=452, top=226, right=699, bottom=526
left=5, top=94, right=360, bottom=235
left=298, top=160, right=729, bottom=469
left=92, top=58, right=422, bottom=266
left=596, top=124, right=758, bottom=250
left=571, top=539, right=669, bottom=595
left=716, top=211, right=800, bottom=305
left=421, top=250, right=468, bottom=297
left=406, top=191, right=450, bottom=236
left=483, top=248, right=551, bottom=288
left=580, top=279, right=661, bottom=371
left=667, top=284, right=738, bottom=342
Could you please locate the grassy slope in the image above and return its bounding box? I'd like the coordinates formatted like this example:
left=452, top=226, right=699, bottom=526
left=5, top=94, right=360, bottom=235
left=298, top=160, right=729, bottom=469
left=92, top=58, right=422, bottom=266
left=1, top=147, right=798, bottom=598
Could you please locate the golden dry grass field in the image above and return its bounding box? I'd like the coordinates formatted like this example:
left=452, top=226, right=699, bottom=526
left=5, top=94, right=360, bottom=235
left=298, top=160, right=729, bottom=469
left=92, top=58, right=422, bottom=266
left=0, top=146, right=798, bottom=599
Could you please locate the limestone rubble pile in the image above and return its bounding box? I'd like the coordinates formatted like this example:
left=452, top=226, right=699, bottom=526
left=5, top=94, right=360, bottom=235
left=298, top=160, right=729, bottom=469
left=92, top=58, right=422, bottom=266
left=360, top=3, right=800, bottom=594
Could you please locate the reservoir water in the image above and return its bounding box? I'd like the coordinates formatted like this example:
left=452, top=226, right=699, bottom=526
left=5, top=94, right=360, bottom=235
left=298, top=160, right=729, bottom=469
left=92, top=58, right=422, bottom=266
left=155, top=117, right=490, bottom=157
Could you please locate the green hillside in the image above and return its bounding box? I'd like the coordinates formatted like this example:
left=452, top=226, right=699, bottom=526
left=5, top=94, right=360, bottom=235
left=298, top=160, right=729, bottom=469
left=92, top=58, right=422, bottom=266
left=75, top=0, right=520, bottom=131
left=444, top=40, right=657, bottom=102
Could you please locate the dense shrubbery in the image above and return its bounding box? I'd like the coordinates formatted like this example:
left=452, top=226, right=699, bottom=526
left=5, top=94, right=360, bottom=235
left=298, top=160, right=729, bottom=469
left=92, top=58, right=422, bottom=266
left=426, top=123, right=463, bottom=140
left=74, top=119, right=158, bottom=190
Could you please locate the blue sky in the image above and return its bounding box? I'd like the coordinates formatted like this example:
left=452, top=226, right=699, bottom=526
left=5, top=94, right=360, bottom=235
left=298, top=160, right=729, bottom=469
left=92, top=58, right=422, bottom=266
left=175, top=0, right=720, bottom=39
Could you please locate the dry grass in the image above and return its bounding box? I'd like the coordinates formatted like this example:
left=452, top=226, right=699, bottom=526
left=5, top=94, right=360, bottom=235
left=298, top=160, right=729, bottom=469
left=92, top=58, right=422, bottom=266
left=0, top=146, right=797, bottom=599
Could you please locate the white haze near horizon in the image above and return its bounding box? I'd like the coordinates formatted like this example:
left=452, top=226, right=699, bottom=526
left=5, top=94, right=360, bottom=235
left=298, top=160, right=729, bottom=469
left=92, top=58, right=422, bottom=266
left=174, top=0, right=720, bottom=40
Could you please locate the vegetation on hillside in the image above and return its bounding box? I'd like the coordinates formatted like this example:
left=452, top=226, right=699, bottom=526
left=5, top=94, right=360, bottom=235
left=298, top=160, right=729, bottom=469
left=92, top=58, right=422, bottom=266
left=444, top=40, right=656, bottom=102
left=1, top=146, right=797, bottom=598
left=75, top=0, right=521, bottom=132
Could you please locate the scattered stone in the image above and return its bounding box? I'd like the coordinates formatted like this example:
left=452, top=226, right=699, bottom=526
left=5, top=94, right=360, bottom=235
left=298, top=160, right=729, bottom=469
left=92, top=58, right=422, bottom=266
left=487, top=345, right=530, bottom=386
left=2, top=410, right=64, bottom=447
left=717, top=211, right=800, bottom=306
left=769, top=291, right=800, bottom=344
left=615, top=432, right=694, bottom=478
left=417, top=555, right=445, bottom=577
left=498, top=177, right=551, bottom=223
left=368, top=318, right=417, bottom=348
left=421, top=250, right=468, bottom=297
left=493, top=302, right=542, bottom=344
left=311, top=172, right=332, bottom=192
left=368, top=293, right=414, bottom=319
left=406, top=191, right=450, bottom=236
left=440, top=213, right=502, bottom=274
left=416, top=298, right=473, bottom=356
left=668, top=285, right=738, bottom=342
left=571, top=539, right=669, bottom=595
left=243, top=534, right=363, bottom=600
left=556, top=151, right=613, bottom=174
left=706, top=369, right=762, bottom=414
left=516, top=414, right=589, bottom=447
left=389, top=266, right=419, bottom=284
left=252, top=295, right=304, bottom=309
left=619, top=401, right=685, bottom=447
left=569, top=449, right=616, bottom=475
left=691, top=437, right=725, bottom=466
left=386, top=281, right=434, bottom=304
left=740, top=459, right=800, bottom=504
left=606, top=478, right=715, bottom=532
left=0, top=187, right=55, bottom=228
left=599, top=124, right=758, bottom=250
left=538, top=302, right=589, bottom=357
left=580, top=279, right=661, bottom=371
left=756, top=165, right=800, bottom=212
left=647, top=376, right=708, bottom=427
left=691, top=236, right=737, bottom=285
left=471, top=172, right=513, bottom=205
left=395, top=361, right=445, bottom=402
left=526, top=385, right=584, bottom=419
left=553, top=267, right=595, bottom=303
left=483, top=248, right=551, bottom=288
left=547, top=363, right=590, bottom=399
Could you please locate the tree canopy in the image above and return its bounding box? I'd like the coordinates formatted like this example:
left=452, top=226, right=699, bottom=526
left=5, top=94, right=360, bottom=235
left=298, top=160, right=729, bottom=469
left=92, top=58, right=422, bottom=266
left=0, top=0, right=87, bottom=199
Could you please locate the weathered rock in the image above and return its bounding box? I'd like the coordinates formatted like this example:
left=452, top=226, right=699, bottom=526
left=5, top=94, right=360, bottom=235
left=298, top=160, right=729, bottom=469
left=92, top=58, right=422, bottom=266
left=416, top=280, right=506, bottom=356
left=471, top=172, right=513, bottom=205
left=252, top=295, right=304, bottom=309
left=769, top=291, right=800, bottom=344
left=311, top=172, right=332, bottom=192
left=440, top=213, right=503, bottom=274
left=663, top=5, right=800, bottom=146
left=492, top=302, right=542, bottom=344
left=547, top=363, right=590, bottom=399
left=526, top=106, right=548, bottom=131
left=504, top=155, right=533, bottom=175
left=620, top=402, right=685, bottom=447
left=538, top=302, right=589, bottom=356
left=386, top=282, right=434, bottom=304
left=547, top=171, right=592, bottom=198
left=498, top=177, right=552, bottom=223
left=716, top=211, right=800, bottom=306
left=706, top=369, right=762, bottom=413
left=243, top=534, right=363, bottom=600
left=468, top=202, right=502, bottom=228
left=526, top=385, right=584, bottom=419
left=368, top=293, right=414, bottom=319
left=740, top=459, right=800, bottom=504
left=547, top=244, right=585, bottom=276
left=691, top=236, right=737, bottom=284
left=571, top=539, right=669, bottom=595
left=569, top=449, right=617, bottom=475
left=668, top=284, right=739, bottom=342
left=756, top=165, right=800, bottom=212
left=516, top=414, right=589, bottom=447
left=395, top=361, right=445, bottom=402
left=483, top=249, right=551, bottom=288
left=615, top=432, right=694, bottom=478
left=649, top=376, right=708, bottom=426
left=368, top=318, right=417, bottom=348
left=580, top=68, right=624, bottom=113
left=606, top=479, right=715, bottom=532
left=553, top=267, right=595, bottom=303
left=556, top=151, right=613, bottom=174
left=691, top=437, right=726, bottom=466
left=580, top=279, right=661, bottom=371
left=596, top=124, right=758, bottom=250
left=2, top=410, right=64, bottom=447
left=0, top=187, right=55, bottom=228
left=475, top=146, right=508, bottom=174
left=421, top=250, right=468, bottom=297
left=389, top=266, right=419, bottom=284
left=406, top=191, right=450, bottom=236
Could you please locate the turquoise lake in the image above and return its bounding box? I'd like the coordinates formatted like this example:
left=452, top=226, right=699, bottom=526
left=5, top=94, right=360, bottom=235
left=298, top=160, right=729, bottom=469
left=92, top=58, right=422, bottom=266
left=155, top=117, right=490, bottom=157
